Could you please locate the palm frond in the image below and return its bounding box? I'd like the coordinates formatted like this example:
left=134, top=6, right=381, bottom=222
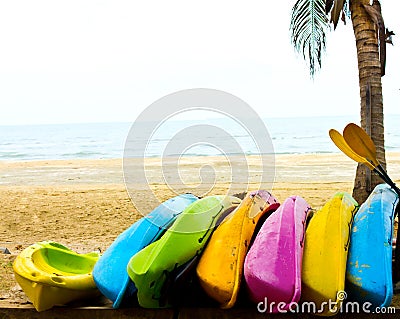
left=331, top=0, right=345, bottom=29
left=325, top=0, right=334, bottom=14
left=343, top=1, right=351, bottom=20
left=363, top=0, right=386, bottom=76
left=290, top=0, right=329, bottom=77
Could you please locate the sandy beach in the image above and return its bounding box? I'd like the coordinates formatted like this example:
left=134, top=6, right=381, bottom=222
left=2, top=152, right=400, bottom=305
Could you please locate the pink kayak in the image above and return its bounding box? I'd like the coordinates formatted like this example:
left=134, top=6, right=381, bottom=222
left=244, top=196, right=311, bottom=312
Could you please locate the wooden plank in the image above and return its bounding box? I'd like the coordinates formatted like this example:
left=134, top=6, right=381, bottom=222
left=0, top=303, right=397, bottom=318
left=178, top=307, right=276, bottom=319
left=177, top=307, right=396, bottom=319
left=0, top=303, right=174, bottom=319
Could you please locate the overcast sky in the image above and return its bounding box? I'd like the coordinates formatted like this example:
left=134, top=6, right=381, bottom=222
left=0, top=1, right=399, bottom=125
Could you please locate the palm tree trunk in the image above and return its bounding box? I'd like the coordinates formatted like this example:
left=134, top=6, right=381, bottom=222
left=350, top=0, right=386, bottom=204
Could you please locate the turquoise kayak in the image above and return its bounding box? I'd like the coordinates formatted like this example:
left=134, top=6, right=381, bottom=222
left=127, top=195, right=241, bottom=308
left=346, top=184, right=399, bottom=308
left=93, top=193, right=198, bottom=308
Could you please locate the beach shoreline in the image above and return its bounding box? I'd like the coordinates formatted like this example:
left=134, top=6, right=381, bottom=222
left=2, top=152, right=400, bottom=247
left=2, top=152, right=400, bottom=305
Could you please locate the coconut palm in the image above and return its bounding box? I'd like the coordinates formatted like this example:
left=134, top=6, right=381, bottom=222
left=290, top=0, right=394, bottom=203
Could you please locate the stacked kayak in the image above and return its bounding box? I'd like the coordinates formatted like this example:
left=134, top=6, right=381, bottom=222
left=196, top=190, right=279, bottom=308
left=13, top=241, right=100, bottom=312
left=244, top=196, right=311, bottom=312
left=92, top=193, right=198, bottom=308
left=301, top=192, right=358, bottom=316
left=17, top=188, right=400, bottom=313
left=346, top=184, right=399, bottom=308
left=127, top=195, right=241, bottom=308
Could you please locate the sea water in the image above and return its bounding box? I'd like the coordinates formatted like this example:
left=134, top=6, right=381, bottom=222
left=0, top=115, right=399, bottom=161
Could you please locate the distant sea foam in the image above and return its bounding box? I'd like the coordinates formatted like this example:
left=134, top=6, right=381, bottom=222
left=1, top=115, right=399, bottom=161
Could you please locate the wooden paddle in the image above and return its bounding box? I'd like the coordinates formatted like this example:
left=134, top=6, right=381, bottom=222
left=342, top=123, right=400, bottom=197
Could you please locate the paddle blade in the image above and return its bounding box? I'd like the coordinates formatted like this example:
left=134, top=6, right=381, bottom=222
left=343, top=123, right=379, bottom=166
left=329, top=129, right=375, bottom=170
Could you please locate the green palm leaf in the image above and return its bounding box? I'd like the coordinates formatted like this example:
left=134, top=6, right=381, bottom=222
left=290, top=0, right=329, bottom=77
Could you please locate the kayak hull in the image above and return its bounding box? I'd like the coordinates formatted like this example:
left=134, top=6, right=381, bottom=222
left=196, top=190, right=279, bottom=308
left=13, top=241, right=100, bottom=312
left=127, top=195, right=241, bottom=308
left=244, top=196, right=311, bottom=312
left=301, top=192, right=358, bottom=316
left=346, top=184, right=399, bottom=308
left=92, top=193, right=198, bottom=308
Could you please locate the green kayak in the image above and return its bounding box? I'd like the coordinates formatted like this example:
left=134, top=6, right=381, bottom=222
left=127, top=195, right=241, bottom=308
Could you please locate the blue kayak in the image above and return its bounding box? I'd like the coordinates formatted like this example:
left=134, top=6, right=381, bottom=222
left=92, top=193, right=198, bottom=308
left=346, top=184, right=399, bottom=308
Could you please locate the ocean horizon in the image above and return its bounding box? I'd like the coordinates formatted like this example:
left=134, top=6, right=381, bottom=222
left=1, top=115, right=399, bottom=161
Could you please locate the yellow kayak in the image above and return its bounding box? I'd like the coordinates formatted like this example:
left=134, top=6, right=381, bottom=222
left=13, top=241, right=100, bottom=311
left=301, top=192, right=358, bottom=316
left=196, top=190, right=279, bottom=308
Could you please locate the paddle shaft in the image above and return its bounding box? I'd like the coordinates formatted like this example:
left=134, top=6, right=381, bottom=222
left=375, top=164, right=400, bottom=197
